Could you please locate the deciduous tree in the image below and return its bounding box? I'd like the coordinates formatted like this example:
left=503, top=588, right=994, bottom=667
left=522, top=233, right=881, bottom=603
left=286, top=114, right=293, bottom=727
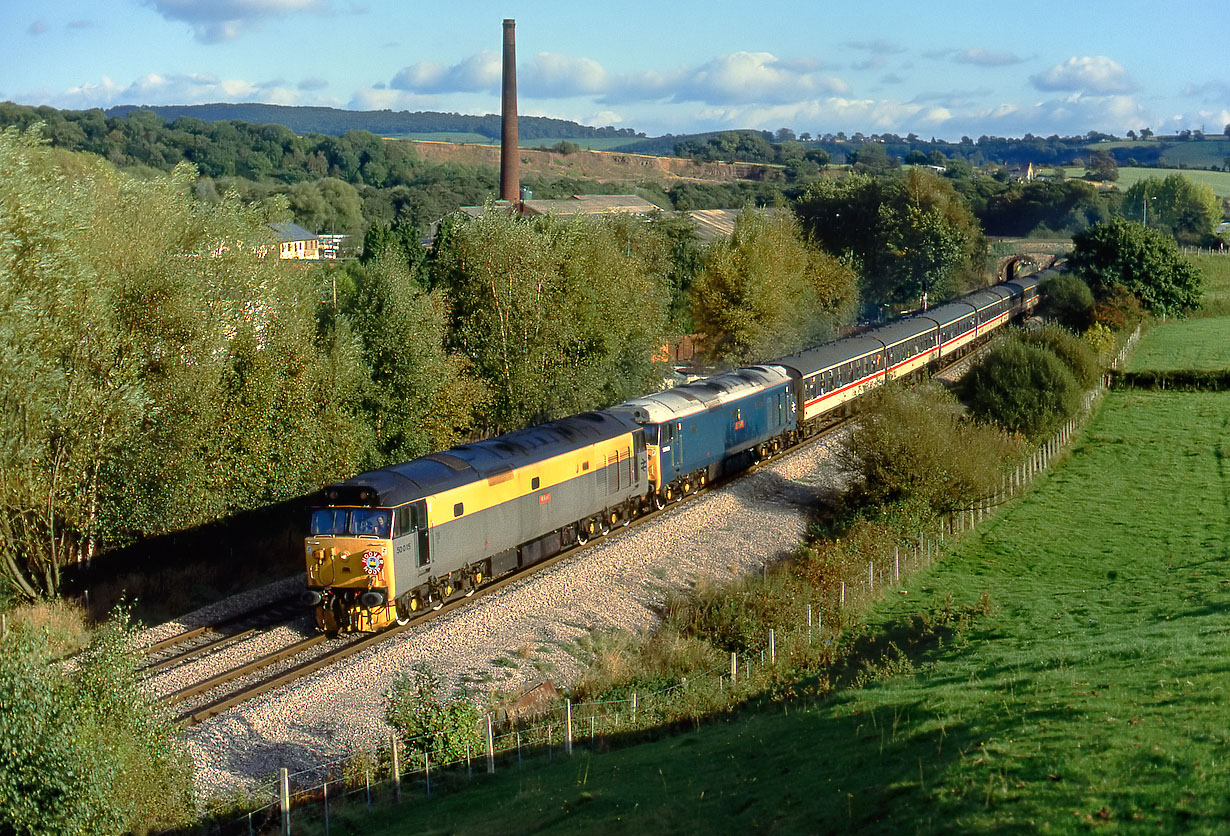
left=689, top=209, right=857, bottom=366
left=1069, top=218, right=1203, bottom=316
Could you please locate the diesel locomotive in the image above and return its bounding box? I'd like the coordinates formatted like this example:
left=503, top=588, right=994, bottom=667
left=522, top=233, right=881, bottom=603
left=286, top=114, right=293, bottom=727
left=304, top=270, right=1042, bottom=633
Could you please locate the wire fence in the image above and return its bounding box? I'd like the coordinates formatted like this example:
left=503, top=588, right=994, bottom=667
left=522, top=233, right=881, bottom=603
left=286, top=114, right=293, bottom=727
left=200, top=328, right=1141, bottom=836
left=1179, top=245, right=1229, bottom=257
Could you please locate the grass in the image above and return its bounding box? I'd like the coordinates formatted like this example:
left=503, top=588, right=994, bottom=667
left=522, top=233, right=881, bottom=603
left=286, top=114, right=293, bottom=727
left=1064, top=166, right=1230, bottom=198
left=3, top=598, right=92, bottom=657
left=287, top=386, right=1229, bottom=836
left=1128, top=318, right=1230, bottom=371
left=1189, top=253, right=1230, bottom=317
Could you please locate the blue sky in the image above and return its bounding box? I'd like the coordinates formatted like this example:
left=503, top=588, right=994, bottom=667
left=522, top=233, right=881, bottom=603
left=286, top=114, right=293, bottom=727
left=4, top=0, right=1228, bottom=140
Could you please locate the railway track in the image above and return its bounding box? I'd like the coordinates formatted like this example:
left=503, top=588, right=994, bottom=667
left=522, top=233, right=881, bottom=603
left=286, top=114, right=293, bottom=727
left=140, top=596, right=303, bottom=675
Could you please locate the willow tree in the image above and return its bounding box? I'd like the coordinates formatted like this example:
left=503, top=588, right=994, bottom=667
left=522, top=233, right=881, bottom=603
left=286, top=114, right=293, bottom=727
left=689, top=208, right=858, bottom=367
left=430, top=208, right=672, bottom=433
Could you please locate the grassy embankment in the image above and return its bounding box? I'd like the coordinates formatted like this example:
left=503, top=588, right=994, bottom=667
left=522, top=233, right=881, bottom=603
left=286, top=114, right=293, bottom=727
left=290, top=308, right=1227, bottom=834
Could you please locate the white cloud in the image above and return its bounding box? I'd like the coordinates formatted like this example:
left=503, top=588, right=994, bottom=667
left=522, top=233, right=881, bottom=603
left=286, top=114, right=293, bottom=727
left=390, top=51, right=500, bottom=94
left=1031, top=56, right=1138, bottom=94
left=953, top=48, right=1025, bottom=67
left=522, top=53, right=610, bottom=97
left=672, top=52, right=850, bottom=105
left=147, top=0, right=329, bottom=43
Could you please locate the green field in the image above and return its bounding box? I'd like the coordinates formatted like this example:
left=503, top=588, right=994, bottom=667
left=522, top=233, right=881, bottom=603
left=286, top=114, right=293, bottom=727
left=299, top=383, right=1228, bottom=836
left=1189, top=254, right=1230, bottom=316
left=1065, top=166, right=1230, bottom=199
left=1129, top=318, right=1230, bottom=371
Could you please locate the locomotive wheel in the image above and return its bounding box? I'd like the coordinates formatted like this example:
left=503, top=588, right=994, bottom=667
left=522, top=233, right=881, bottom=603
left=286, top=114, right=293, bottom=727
left=599, top=516, right=611, bottom=536
left=619, top=506, right=632, bottom=526
left=653, top=492, right=666, bottom=510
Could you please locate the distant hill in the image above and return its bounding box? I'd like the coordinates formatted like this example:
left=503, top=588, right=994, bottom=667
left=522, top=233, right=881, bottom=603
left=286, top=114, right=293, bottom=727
left=103, top=102, right=645, bottom=142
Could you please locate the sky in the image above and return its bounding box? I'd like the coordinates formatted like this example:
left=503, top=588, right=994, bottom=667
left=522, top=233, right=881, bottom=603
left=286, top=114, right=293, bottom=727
left=3, top=0, right=1228, bottom=141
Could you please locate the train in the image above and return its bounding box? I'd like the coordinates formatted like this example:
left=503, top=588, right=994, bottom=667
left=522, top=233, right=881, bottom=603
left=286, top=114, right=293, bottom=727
left=303, top=270, right=1043, bottom=633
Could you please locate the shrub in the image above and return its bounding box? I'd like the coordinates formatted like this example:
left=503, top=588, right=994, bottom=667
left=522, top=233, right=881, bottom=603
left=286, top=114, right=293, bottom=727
left=1020, top=323, right=1102, bottom=388
left=839, top=382, right=1024, bottom=511
left=385, top=663, right=482, bottom=766
left=1041, top=272, right=1095, bottom=331
left=0, top=609, right=194, bottom=836
left=959, top=333, right=1082, bottom=439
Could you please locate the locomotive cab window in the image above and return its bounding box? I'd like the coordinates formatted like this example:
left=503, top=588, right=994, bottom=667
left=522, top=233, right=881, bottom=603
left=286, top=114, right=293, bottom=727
left=395, top=506, right=413, bottom=536
left=310, top=508, right=347, bottom=535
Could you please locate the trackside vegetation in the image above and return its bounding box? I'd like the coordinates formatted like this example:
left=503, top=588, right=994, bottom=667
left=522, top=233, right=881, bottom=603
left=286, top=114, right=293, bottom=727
left=0, top=606, right=194, bottom=835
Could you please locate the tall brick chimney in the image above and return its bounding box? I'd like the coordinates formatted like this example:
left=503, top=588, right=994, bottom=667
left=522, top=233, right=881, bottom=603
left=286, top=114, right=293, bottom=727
left=500, top=19, right=519, bottom=202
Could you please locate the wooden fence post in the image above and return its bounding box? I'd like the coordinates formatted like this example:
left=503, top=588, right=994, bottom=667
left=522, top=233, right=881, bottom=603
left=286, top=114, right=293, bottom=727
left=391, top=735, right=401, bottom=802
left=768, top=628, right=775, bottom=664
left=731, top=651, right=737, bottom=687
left=485, top=715, right=495, bottom=774
left=279, top=768, right=290, bottom=836
left=564, top=700, right=573, bottom=756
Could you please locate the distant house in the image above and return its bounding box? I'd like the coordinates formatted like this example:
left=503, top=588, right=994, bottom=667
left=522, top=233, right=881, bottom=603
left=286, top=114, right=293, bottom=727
left=269, top=222, right=319, bottom=260
left=1007, top=162, right=1036, bottom=182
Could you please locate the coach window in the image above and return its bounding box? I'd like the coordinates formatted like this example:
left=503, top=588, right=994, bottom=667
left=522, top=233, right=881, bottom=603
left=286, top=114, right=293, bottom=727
left=454, top=502, right=464, bottom=517
left=531, top=476, right=540, bottom=490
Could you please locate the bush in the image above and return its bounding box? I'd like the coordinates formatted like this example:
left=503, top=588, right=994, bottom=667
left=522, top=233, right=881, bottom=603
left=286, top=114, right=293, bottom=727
left=0, top=609, right=194, bottom=836
left=959, top=334, right=1082, bottom=439
left=1042, top=272, right=1095, bottom=331
left=385, top=663, right=482, bottom=766
left=1020, top=323, right=1102, bottom=388
left=839, top=382, right=1024, bottom=511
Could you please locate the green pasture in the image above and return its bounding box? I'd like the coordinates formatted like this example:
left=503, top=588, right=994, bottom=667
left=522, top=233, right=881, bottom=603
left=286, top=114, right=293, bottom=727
left=1189, top=253, right=1230, bottom=316
left=392, top=132, right=497, bottom=144
left=1092, top=138, right=1230, bottom=169
left=1129, top=317, right=1230, bottom=371
left=1065, top=166, right=1230, bottom=199
left=310, top=387, right=1229, bottom=836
